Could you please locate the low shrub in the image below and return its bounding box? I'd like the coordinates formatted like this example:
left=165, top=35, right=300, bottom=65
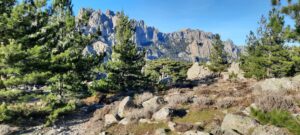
left=166, top=94, right=191, bottom=108
left=144, top=59, right=192, bottom=90
left=134, top=92, right=154, bottom=105
left=0, top=89, right=23, bottom=102
left=192, top=96, right=214, bottom=109
left=45, top=101, right=76, bottom=126
left=255, top=94, right=297, bottom=113
left=251, top=108, right=300, bottom=135
left=216, top=97, right=237, bottom=109
left=0, top=103, right=13, bottom=122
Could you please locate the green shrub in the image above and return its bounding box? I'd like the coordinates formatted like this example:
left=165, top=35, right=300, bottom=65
left=0, top=103, right=13, bottom=122
left=89, top=79, right=109, bottom=93
left=229, top=72, right=238, bottom=81
left=0, top=89, right=23, bottom=102
left=45, top=101, right=76, bottom=126
left=144, top=59, right=192, bottom=89
left=251, top=108, right=300, bottom=135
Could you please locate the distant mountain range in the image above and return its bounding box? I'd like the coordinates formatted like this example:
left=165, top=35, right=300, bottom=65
left=78, top=9, right=241, bottom=62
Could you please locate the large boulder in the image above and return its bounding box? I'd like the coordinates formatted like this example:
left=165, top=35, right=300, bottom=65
left=251, top=125, right=290, bottom=135
left=142, top=96, right=165, bottom=111
left=221, top=114, right=258, bottom=135
left=118, top=96, right=134, bottom=118
left=152, top=107, right=173, bottom=121
left=222, top=62, right=245, bottom=81
left=104, top=114, right=118, bottom=126
left=253, top=78, right=296, bottom=94
left=0, top=124, right=19, bottom=135
left=187, top=62, right=213, bottom=80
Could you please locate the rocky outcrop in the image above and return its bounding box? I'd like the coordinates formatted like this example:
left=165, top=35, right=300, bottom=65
left=118, top=96, right=134, bottom=118
left=152, top=107, right=173, bottom=121
left=77, top=9, right=241, bottom=61
left=253, top=75, right=300, bottom=95
left=222, top=62, right=245, bottom=81
left=221, top=114, right=258, bottom=135
left=187, top=62, right=213, bottom=80
left=0, top=124, right=19, bottom=135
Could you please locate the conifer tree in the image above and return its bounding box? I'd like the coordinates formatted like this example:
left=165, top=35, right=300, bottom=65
left=241, top=8, right=293, bottom=79
left=208, top=34, right=229, bottom=75
left=0, top=0, right=51, bottom=89
left=105, top=12, right=146, bottom=92
left=46, top=0, right=103, bottom=98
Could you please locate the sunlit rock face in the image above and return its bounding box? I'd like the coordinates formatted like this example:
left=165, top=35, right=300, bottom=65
left=78, top=8, right=241, bottom=61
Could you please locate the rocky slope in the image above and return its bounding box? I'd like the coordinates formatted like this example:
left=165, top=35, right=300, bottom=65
left=79, top=9, right=241, bottom=62
left=14, top=76, right=300, bottom=135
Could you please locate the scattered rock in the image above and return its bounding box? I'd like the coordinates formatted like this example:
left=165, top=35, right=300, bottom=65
left=152, top=107, right=173, bottom=121
left=118, top=96, right=134, bottom=118
left=174, top=123, right=194, bottom=133
left=104, top=114, right=118, bottom=126
left=155, top=128, right=168, bottom=135
left=221, top=114, right=258, bottom=135
left=168, top=121, right=176, bottom=131
left=251, top=125, right=290, bottom=135
left=0, top=124, right=19, bottom=135
left=139, top=118, right=154, bottom=124
left=184, top=130, right=210, bottom=135
left=142, top=96, right=165, bottom=109
left=119, top=118, right=131, bottom=125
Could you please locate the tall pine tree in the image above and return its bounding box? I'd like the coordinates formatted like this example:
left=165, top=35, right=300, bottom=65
left=46, top=0, right=103, bottom=98
left=241, top=8, right=293, bottom=79
left=0, top=0, right=51, bottom=90
left=105, top=12, right=146, bottom=92
left=208, top=34, right=229, bottom=75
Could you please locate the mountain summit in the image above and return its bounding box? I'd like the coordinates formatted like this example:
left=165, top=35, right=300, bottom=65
left=78, top=9, right=241, bottom=62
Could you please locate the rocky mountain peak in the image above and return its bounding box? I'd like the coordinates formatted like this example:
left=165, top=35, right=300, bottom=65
left=79, top=9, right=241, bottom=62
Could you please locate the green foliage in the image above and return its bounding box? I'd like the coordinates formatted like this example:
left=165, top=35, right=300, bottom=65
left=89, top=79, right=110, bottom=94
left=144, top=58, right=192, bottom=88
left=105, top=12, right=146, bottom=92
left=45, top=101, right=76, bottom=126
left=228, top=72, right=238, bottom=81
left=208, top=34, right=229, bottom=74
left=290, top=45, right=300, bottom=74
left=0, top=89, right=23, bottom=102
left=240, top=9, right=294, bottom=79
left=0, top=0, right=103, bottom=126
left=0, top=103, right=12, bottom=122
left=251, top=108, right=300, bottom=135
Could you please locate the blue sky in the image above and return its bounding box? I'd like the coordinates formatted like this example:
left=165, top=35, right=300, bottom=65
left=72, top=0, right=286, bottom=45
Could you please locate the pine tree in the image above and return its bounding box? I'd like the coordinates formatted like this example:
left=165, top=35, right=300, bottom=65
left=0, top=0, right=52, bottom=90
left=241, top=9, right=293, bottom=79
left=47, top=0, right=103, bottom=98
left=274, top=0, right=300, bottom=76
left=105, top=12, right=146, bottom=92
left=208, top=34, right=229, bottom=75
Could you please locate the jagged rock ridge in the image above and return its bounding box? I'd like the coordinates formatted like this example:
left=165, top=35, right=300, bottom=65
left=78, top=8, right=241, bottom=62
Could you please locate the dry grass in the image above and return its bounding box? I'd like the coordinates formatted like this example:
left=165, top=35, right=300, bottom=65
left=166, top=94, right=191, bottom=108
left=192, top=96, right=214, bottom=109
left=107, top=122, right=171, bottom=135
left=216, top=97, right=237, bottom=109
left=255, top=94, right=298, bottom=113
left=173, top=109, right=224, bottom=124
left=134, top=92, right=154, bottom=105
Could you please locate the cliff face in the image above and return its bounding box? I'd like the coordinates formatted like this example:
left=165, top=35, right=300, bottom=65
left=78, top=8, right=241, bottom=62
